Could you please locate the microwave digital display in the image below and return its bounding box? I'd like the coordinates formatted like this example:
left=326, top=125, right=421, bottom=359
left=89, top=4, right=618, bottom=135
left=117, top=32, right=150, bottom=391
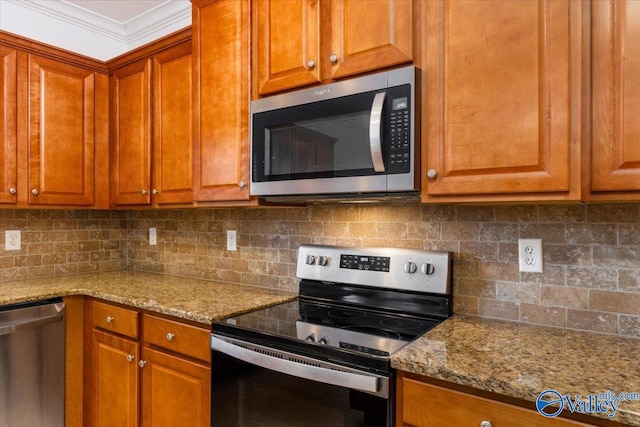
left=392, top=97, right=408, bottom=110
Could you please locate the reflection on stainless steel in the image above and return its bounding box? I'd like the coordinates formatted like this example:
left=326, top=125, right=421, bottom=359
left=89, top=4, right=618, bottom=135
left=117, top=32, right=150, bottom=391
left=0, top=300, right=65, bottom=427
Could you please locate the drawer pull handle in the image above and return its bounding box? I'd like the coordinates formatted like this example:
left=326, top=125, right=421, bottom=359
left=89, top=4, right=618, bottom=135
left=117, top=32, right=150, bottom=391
left=105, top=316, right=114, bottom=324
left=480, top=421, right=493, bottom=427
left=126, top=354, right=134, bottom=363
left=166, top=333, right=175, bottom=342
left=139, top=360, right=147, bottom=368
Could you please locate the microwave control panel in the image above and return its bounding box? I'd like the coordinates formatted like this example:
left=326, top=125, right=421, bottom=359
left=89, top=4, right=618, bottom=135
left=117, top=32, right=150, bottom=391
left=388, top=85, right=412, bottom=174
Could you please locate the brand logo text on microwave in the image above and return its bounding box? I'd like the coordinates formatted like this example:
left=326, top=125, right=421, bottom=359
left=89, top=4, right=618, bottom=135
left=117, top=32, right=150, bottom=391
left=314, top=88, right=331, bottom=96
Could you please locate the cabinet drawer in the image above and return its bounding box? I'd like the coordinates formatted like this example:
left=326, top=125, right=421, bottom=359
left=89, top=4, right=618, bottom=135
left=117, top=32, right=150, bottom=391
left=91, top=300, right=139, bottom=339
left=142, top=314, right=210, bottom=362
left=401, top=378, right=591, bottom=427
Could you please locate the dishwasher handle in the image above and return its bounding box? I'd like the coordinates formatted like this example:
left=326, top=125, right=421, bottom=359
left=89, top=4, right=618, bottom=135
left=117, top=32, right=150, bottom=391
left=0, top=311, right=64, bottom=336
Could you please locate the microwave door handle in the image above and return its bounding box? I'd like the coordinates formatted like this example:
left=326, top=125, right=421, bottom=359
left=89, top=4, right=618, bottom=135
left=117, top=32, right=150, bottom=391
left=369, top=92, right=387, bottom=172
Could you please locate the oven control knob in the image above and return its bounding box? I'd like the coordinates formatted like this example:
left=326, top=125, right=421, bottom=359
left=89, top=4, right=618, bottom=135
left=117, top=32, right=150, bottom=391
left=318, top=256, right=328, bottom=266
left=305, top=255, right=316, bottom=265
left=305, top=333, right=316, bottom=342
left=421, top=263, right=435, bottom=275
left=318, top=336, right=328, bottom=345
left=404, top=261, right=417, bottom=274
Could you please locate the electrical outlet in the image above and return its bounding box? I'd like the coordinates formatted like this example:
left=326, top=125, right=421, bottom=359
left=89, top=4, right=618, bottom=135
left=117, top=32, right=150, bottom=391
left=5, top=230, right=21, bottom=251
left=227, top=230, right=237, bottom=251
left=149, top=227, right=157, bottom=245
left=518, top=238, right=543, bottom=273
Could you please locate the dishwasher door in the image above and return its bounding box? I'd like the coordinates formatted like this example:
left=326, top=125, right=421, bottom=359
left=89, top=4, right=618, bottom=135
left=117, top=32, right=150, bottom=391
left=0, top=299, right=65, bottom=427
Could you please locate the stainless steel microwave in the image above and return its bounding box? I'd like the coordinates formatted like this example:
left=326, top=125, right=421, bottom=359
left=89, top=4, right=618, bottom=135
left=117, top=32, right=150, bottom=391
left=250, top=66, right=419, bottom=202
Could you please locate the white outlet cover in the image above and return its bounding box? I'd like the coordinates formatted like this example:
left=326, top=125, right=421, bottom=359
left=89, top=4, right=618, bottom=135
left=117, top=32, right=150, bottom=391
left=149, top=227, right=157, bottom=245
left=518, top=238, right=543, bottom=273
left=227, top=230, right=237, bottom=251
left=5, top=230, right=21, bottom=251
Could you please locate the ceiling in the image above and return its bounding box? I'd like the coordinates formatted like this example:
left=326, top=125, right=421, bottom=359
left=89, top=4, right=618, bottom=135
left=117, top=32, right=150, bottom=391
left=0, top=0, right=192, bottom=61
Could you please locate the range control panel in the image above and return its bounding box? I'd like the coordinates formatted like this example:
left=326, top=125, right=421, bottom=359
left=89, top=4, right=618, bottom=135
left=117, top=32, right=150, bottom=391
left=296, top=244, right=451, bottom=295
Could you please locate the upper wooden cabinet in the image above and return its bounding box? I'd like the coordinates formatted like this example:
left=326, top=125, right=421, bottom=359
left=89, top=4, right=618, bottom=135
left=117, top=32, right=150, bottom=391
left=253, top=0, right=414, bottom=97
left=421, top=0, right=584, bottom=203
left=192, top=0, right=251, bottom=202
left=590, top=0, right=640, bottom=201
left=0, top=34, right=109, bottom=208
left=0, top=46, right=17, bottom=204
left=109, top=39, right=194, bottom=207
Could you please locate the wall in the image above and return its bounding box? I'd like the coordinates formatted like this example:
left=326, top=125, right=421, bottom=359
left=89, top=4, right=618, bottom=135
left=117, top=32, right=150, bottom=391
left=1, top=204, right=639, bottom=339
left=126, top=204, right=640, bottom=339
left=0, top=209, right=128, bottom=281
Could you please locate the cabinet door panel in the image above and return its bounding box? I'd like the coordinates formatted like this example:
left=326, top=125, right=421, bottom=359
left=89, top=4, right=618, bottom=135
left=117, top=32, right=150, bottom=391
left=591, top=0, right=640, bottom=193
left=254, top=0, right=321, bottom=95
left=91, top=329, right=139, bottom=427
left=0, top=47, right=17, bottom=204
left=423, top=0, right=577, bottom=199
left=29, top=55, right=95, bottom=205
left=328, top=0, right=413, bottom=80
left=111, top=59, right=151, bottom=205
left=153, top=42, right=194, bottom=205
left=141, top=347, right=210, bottom=427
left=193, top=0, right=250, bottom=201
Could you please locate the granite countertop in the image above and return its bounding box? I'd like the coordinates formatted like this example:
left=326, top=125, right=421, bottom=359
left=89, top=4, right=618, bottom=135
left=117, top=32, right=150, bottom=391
left=0, top=270, right=297, bottom=325
left=391, top=315, right=640, bottom=426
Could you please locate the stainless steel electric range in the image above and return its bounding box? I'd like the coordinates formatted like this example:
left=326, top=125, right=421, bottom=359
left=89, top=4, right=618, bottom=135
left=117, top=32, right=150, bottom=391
left=210, top=244, right=453, bottom=427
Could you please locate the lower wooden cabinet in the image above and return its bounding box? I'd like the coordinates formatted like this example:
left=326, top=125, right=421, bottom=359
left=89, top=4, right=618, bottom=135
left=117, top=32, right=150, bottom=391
left=397, top=373, right=594, bottom=427
left=86, top=299, right=211, bottom=427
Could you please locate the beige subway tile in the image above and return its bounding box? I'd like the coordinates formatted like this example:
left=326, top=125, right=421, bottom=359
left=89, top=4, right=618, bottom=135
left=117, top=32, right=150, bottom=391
left=590, top=290, right=640, bottom=315
left=567, top=309, right=618, bottom=334
left=477, top=261, right=519, bottom=282
left=540, top=285, right=588, bottom=309
left=496, top=282, right=539, bottom=304
left=566, top=267, right=617, bottom=290
left=619, top=315, right=640, bottom=338
left=520, top=304, right=566, bottom=327
left=452, top=295, right=478, bottom=315
left=442, top=222, right=478, bottom=241
left=478, top=299, right=519, bottom=321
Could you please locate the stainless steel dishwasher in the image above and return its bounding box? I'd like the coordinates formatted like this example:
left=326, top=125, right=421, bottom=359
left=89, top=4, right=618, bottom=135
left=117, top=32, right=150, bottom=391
left=0, top=299, right=65, bottom=427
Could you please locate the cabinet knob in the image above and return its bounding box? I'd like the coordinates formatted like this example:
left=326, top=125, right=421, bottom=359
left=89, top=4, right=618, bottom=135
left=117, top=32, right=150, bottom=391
left=8, top=187, right=16, bottom=195
left=151, top=189, right=158, bottom=195
left=105, top=316, right=114, bottom=324
left=138, top=360, right=147, bottom=368
left=426, top=169, right=437, bottom=179
left=306, top=59, right=315, bottom=69
left=329, top=53, right=339, bottom=64
left=126, top=354, right=135, bottom=363
left=480, top=421, right=493, bottom=427
left=31, top=188, right=39, bottom=195
left=238, top=180, right=246, bottom=189
left=166, top=333, right=175, bottom=342
left=140, top=189, right=148, bottom=195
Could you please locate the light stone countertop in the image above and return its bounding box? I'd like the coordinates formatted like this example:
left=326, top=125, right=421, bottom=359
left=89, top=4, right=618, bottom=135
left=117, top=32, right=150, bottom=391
left=391, top=315, right=640, bottom=426
left=0, top=270, right=297, bottom=325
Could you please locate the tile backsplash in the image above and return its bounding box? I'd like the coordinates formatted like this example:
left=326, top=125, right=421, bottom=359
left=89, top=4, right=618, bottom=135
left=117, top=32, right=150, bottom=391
left=1, top=204, right=639, bottom=338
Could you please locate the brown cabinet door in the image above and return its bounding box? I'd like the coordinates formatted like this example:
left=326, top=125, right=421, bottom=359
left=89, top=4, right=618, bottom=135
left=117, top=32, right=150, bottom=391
left=422, top=0, right=581, bottom=202
left=153, top=42, right=194, bottom=205
left=91, top=329, right=139, bottom=427
left=0, top=47, right=17, bottom=204
left=253, top=0, right=321, bottom=96
left=327, top=0, right=413, bottom=80
left=193, top=0, right=251, bottom=201
left=140, top=347, right=210, bottom=427
left=591, top=0, right=640, bottom=197
left=28, top=55, right=97, bottom=205
left=110, top=58, right=152, bottom=206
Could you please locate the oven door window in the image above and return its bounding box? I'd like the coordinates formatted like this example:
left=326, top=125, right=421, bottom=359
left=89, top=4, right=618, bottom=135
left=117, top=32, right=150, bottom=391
left=252, top=90, right=385, bottom=182
left=212, top=354, right=390, bottom=427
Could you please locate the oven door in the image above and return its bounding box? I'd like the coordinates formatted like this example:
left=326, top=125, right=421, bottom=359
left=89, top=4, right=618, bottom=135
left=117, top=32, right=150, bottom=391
left=210, top=335, right=393, bottom=427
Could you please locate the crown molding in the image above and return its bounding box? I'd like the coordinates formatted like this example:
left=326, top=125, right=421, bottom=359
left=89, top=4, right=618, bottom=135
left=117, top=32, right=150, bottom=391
left=0, top=0, right=191, bottom=60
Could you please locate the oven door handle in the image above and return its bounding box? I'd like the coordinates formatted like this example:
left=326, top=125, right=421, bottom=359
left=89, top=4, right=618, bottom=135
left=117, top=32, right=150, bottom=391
left=210, top=335, right=381, bottom=394
left=369, top=91, right=386, bottom=173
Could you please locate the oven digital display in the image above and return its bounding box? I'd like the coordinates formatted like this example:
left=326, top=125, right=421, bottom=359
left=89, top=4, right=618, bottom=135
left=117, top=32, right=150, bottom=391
left=340, top=254, right=390, bottom=272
